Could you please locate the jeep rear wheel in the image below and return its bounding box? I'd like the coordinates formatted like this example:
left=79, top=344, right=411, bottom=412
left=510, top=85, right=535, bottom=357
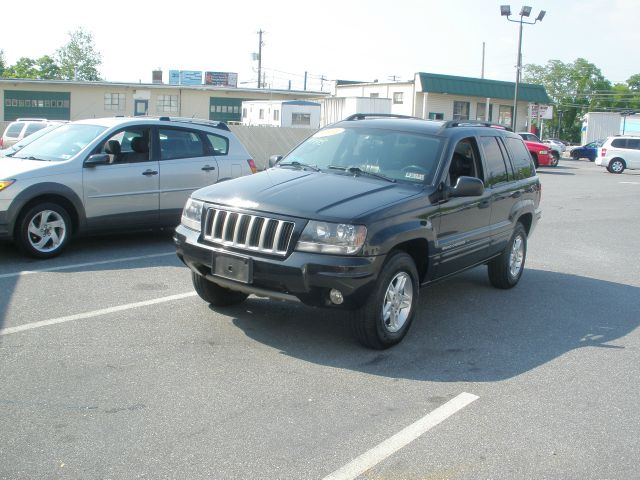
left=192, top=272, right=248, bottom=306
left=352, top=251, right=419, bottom=349
left=488, top=223, right=527, bottom=289
left=17, top=202, right=72, bottom=259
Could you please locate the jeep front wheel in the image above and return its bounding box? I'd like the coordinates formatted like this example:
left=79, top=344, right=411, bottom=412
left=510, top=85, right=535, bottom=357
left=488, top=223, right=527, bottom=289
left=192, top=272, right=248, bottom=306
left=352, top=251, right=419, bottom=349
left=17, top=202, right=71, bottom=259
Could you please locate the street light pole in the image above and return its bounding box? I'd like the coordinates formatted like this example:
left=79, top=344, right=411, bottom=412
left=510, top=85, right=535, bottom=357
left=501, top=6, right=546, bottom=131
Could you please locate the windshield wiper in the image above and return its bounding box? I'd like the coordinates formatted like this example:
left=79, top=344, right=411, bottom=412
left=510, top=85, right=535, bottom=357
left=16, top=156, right=46, bottom=161
left=328, top=165, right=395, bottom=183
left=278, top=161, right=320, bottom=172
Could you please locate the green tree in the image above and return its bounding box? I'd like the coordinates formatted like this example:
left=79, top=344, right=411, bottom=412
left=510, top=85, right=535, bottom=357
left=3, top=57, right=39, bottom=79
left=0, top=50, right=6, bottom=76
left=36, top=55, right=61, bottom=79
left=56, top=28, right=102, bottom=81
left=523, top=58, right=612, bottom=142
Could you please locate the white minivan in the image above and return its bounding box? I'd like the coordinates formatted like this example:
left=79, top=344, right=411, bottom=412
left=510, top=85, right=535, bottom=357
left=596, top=136, right=640, bottom=173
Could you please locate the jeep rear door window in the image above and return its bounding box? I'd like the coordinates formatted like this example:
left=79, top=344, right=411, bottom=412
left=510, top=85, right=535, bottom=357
left=286, top=127, right=443, bottom=184
left=479, top=136, right=510, bottom=186
left=24, top=123, right=47, bottom=135
left=504, top=137, right=535, bottom=179
left=5, top=123, right=24, bottom=137
left=13, top=124, right=107, bottom=161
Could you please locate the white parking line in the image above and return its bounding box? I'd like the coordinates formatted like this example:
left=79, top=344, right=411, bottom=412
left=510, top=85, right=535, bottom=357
left=0, top=252, right=176, bottom=280
left=321, top=392, right=479, bottom=480
left=0, top=291, right=197, bottom=336
left=619, top=181, right=639, bottom=185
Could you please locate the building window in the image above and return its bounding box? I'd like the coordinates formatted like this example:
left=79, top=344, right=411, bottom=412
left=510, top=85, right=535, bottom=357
left=370, top=93, right=379, bottom=98
left=453, top=101, right=470, bottom=121
left=259, top=109, right=264, bottom=119
left=157, top=95, right=178, bottom=113
left=428, top=112, right=444, bottom=120
left=104, top=93, right=126, bottom=111
left=274, top=110, right=280, bottom=121
left=498, top=105, right=513, bottom=127
left=242, top=108, right=247, bottom=118
left=393, top=92, right=403, bottom=104
left=292, top=113, right=311, bottom=126
left=476, top=103, right=493, bottom=121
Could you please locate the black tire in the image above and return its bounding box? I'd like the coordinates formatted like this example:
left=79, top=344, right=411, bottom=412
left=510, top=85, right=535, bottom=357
left=488, top=223, right=527, bottom=289
left=351, top=251, right=419, bottom=349
left=16, top=202, right=72, bottom=259
left=607, top=159, right=625, bottom=174
left=192, top=271, right=248, bottom=306
left=551, top=151, right=560, bottom=167
left=572, top=152, right=581, bottom=160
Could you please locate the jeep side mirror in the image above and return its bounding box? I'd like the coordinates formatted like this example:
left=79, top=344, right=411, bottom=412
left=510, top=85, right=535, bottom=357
left=269, top=155, right=283, bottom=168
left=450, top=176, right=484, bottom=197
left=84, top=153, right=110, bottom=167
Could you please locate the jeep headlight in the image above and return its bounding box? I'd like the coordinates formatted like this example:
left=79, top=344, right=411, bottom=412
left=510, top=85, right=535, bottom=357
left=181, top=198, right=204, bottom=231
left=296, top=221, right=367, bottom=255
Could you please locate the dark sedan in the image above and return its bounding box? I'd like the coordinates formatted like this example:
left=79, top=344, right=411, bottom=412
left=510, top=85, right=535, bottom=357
left=571, top=140, right=603, bottom=161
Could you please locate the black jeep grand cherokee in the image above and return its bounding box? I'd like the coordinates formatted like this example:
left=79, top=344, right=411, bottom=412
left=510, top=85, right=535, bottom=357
left=174, top=115, right=541, bottom=349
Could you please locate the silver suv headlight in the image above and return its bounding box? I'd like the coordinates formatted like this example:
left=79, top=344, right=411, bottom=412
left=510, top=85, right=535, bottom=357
left=296, top=221, right=367, bottom=255
left=181, top=198, right=204, bottom=231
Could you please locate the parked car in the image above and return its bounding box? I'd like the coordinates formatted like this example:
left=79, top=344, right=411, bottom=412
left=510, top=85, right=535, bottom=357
left=518, top=132, right=559, bottom=166
left=0, top=116, right=257, bottom=258
left=595, top=135, right=640, bottom=173
left=0, top=122, right=67, bottom=157
left=570, top=140, right=603, bottom=161
left=0, top=118, right=64, bottom=149
left=175, top=116, right=542, bottom=349
left=543, top=138, right=566, bottom=153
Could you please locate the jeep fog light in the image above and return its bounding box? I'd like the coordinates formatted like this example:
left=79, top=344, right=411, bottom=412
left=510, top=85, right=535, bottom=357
left=296, top=221, right=367, bottom=255
left=329, top=289, right=344, bottom=305
left=181, top=198, right=204, bottom=231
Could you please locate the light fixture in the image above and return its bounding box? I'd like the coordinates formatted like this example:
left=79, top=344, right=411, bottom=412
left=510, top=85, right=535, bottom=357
left=520, top=6, right=532, bottom=16
left=499, top=5, right=547, bottom=131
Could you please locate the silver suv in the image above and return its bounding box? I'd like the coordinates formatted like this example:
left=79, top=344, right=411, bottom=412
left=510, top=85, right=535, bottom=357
left=595, top=135, right=640, bottom=173
left=1, top=118, right=66, bottom=149
left=0, top=116, right=256, bottom=258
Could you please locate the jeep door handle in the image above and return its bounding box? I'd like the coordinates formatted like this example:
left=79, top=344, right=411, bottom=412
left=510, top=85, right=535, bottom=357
left=201, top=165, right=216, bottom=171
left=142, top=169, right=158, bottom=176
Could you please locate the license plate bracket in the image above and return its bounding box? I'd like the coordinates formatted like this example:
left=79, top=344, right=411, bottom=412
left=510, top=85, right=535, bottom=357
left=212, top=252, right=252, bottom=284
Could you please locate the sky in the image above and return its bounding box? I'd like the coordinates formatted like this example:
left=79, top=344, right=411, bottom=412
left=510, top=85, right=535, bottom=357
left=2, top=0, right=639, bottom=91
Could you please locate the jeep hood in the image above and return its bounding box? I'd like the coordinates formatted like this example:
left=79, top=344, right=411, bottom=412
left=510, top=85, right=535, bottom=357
left=193, top=168, right=425, bottom=221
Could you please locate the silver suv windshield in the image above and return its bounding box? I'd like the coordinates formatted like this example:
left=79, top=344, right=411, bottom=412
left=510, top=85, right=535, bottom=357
left=283, top=126, right=443, bottom=184
left=13, top=124, right=108, bottom=162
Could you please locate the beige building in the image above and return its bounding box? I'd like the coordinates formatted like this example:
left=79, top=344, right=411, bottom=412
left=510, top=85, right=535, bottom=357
left=0, top=78, right=324, bottom=123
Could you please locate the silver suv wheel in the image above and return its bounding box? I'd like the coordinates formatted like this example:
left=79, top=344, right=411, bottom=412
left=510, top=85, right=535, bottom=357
left=27, top=209, right=68, bottom=253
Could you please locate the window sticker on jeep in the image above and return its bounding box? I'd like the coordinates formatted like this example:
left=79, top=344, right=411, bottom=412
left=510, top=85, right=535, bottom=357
left=313, top=128, right=344, bottom=138
left=405, top=172, right=425, bottom=181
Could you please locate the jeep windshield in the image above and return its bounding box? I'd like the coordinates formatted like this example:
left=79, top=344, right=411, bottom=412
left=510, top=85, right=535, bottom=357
left=282, top=126, right=443, bottom=184
left=12, top=124, right=108, bottom=162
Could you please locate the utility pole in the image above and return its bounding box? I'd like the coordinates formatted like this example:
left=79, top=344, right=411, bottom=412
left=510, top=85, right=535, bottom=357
left=481, top=42, right=485, bottom=79
left=304, top=71, right=307, bottom=91
left=257, top=29, right=264, bottom=88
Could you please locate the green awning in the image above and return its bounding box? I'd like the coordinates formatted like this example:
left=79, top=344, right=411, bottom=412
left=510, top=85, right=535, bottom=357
left=418, top=72, right=551, bottom=104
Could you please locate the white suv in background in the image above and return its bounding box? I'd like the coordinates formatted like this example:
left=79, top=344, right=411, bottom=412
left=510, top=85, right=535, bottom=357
left=0, top=118, right=65, bottom=148
left=596, top=136, right=640, bottom=174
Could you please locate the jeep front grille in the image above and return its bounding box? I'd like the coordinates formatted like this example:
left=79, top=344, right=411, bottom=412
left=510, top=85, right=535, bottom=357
left=203, top=208, right=295, bottom=256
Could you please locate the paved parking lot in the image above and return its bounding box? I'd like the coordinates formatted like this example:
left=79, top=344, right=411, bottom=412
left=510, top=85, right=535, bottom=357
left=1, top=159, right=639, bottom=479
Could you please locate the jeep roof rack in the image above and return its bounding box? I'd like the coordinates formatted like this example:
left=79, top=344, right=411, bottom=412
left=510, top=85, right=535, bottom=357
left=443, top=120, right=513, bottom=131
left=344, top=113, right=420, bottom=121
